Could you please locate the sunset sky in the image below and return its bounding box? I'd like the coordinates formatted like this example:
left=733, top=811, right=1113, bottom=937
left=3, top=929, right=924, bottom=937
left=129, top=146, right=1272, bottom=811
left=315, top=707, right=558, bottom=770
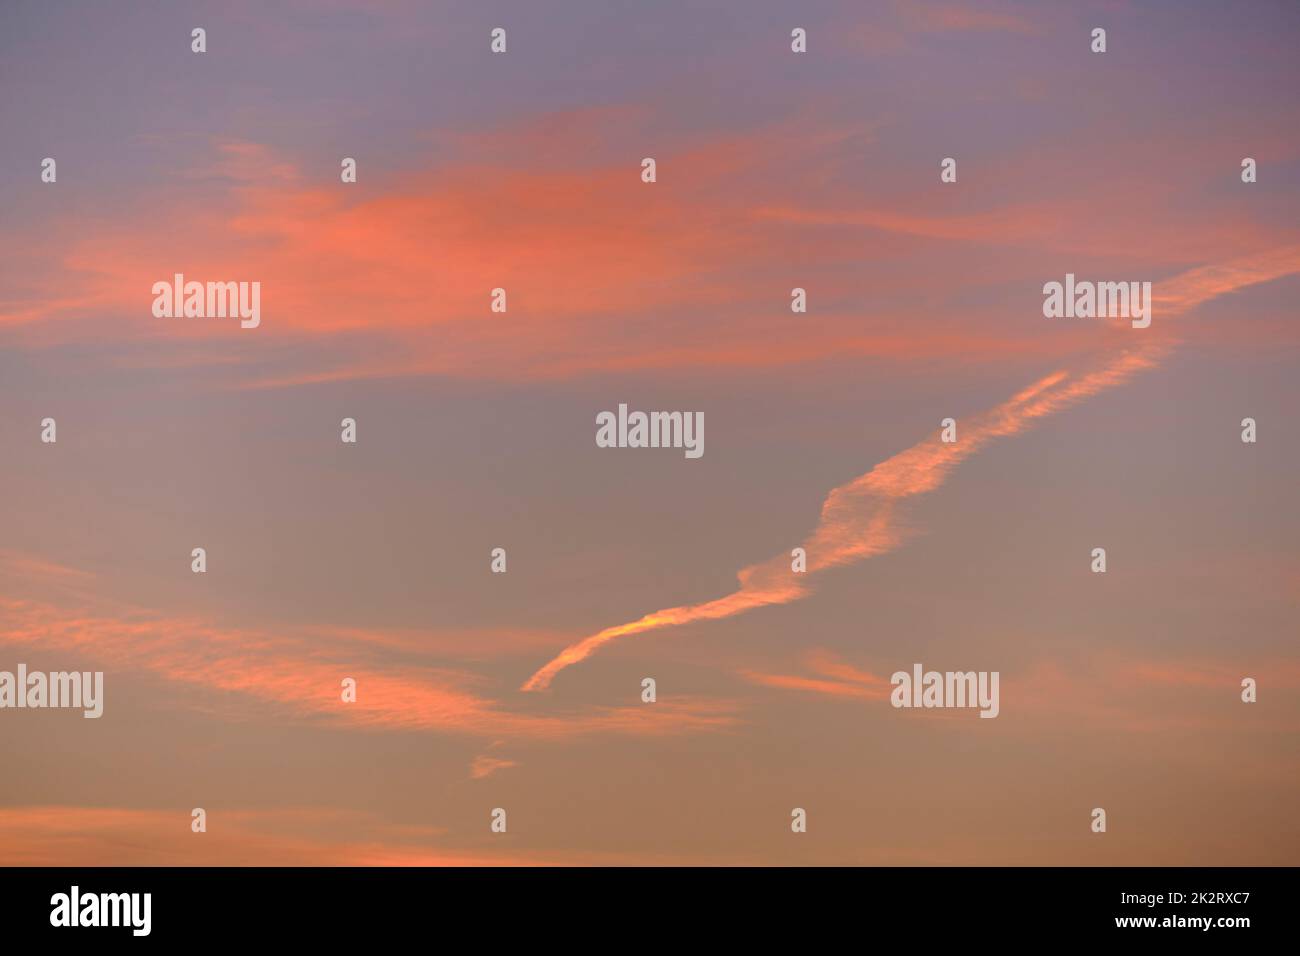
left=2, top=0, right=1298, bottom=865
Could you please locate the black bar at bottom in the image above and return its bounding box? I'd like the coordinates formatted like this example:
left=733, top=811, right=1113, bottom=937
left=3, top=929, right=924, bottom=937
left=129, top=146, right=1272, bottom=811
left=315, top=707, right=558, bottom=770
left=0, top=866, right=1285, bottom=943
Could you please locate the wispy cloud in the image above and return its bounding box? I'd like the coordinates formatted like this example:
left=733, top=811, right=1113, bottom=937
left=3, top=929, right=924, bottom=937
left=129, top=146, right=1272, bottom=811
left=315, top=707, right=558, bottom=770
left=12, top=120, right=1273, bottom=386
left=742, top=649, right=892, bottom=700
left=0, top=593, right=739, bottom=739
left=913, top=6, right=1037, bottom=35
left=524, top=247, right=1300, bottom=689
left=470, top=754, right=518, bottom=780
left=741, top=648, right=1300, bottom=733
left=0, top=805, right=554, bottom=866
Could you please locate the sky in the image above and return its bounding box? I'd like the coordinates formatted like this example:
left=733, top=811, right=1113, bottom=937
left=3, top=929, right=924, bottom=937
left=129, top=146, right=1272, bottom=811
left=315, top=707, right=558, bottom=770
left=1, top=0, right=1298, bottom=865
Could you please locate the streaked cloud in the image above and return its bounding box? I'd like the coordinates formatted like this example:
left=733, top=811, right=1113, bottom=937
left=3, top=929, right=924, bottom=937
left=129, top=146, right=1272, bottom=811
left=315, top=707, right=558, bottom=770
left=0, top=592, right=740, bottom=738
left=470, top=754, right=518, bottom=780
left=0, top=805, right=549, bottom=866
left=742, top=649, right=892, bottom=700
left=525, top=247, right=1300, bottom=689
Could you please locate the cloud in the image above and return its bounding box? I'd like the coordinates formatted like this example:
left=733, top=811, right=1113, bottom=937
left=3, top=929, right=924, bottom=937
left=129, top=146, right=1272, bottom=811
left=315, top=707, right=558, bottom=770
left=911, top=5, right=1038, bottom=35
left=470, top=754, right=518, bottom=780
left=0, top=804, right=785, bottom=866
left=10, top=119, right=1266, bottom=387
left=1007, top=654, right=1300, bottom=733
left=742, top=650, right=892, bottom=701
left=523, top=247, right=1300, bottom=689
left=0, top=593, right=739, bottom=739
left=523, top=352, right=1158, bottom=690
left=0, top=805, right=555, bottom=866
left=1, top=131, right=776, bottom=366
left=741, top=649, right=1300, bottom=734
left=0, top=550, right=96, bottom=583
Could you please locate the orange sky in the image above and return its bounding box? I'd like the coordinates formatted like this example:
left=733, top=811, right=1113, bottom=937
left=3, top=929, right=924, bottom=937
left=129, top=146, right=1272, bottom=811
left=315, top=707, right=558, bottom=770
left=2, top=0, right=1298, bottom=866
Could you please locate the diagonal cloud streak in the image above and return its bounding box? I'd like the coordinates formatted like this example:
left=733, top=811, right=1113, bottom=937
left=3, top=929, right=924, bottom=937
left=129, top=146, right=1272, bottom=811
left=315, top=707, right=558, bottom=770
left=523, top=247, right=1300, bottom=691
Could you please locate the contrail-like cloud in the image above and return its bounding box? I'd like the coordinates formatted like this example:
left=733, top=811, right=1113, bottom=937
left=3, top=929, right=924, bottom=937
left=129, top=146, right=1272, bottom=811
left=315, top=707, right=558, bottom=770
left=523, top=247, right=1300, bottom=691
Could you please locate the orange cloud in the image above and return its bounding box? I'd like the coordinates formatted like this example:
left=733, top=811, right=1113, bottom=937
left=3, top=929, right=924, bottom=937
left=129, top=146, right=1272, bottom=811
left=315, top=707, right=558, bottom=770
left=0, top=805, right=559, bottom=866
left=0, top=593, right=739, bottom=739
left=739, top=648, right=1300, bottom=735
left=470, top=754, right=518, bottom=780
left=524, top=247, right=1300, bottom=689
left=742, top=650, right=892, bottom=700
left=12, top=119, right=1271, bottom=387
left=0, top=550, right=96, bottom=583
left=3, top=132, right=766, bottom=352
left=1004, top=654, right=1300, bottom=734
